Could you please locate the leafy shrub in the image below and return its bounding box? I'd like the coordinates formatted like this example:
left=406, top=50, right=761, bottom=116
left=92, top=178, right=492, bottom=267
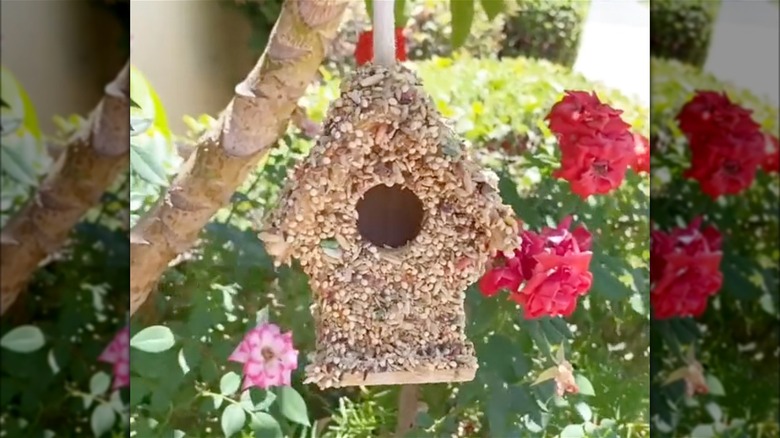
left=649, top=0, right=720, bottom=68
left=1, top=67, right=130, bottom=437
left=403, top=0, right=506, bottom=60
left=130, top=56, right=650, bottom=437
left=499, top=0, right=591, bottom=68
left=649, top=58, right=779, bottom=436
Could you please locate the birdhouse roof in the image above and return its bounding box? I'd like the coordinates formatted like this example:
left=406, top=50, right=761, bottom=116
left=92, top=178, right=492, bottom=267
left=260, top=64, right=518, bottom=285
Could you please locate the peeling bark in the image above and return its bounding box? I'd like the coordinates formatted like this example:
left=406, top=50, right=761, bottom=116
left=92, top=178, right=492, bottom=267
left=129, top=0, right=349, bottom=316
left=0, top=61, right=131, bottom=316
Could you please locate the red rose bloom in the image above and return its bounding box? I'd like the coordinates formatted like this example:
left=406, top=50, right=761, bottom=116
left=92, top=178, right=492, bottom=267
left=478, top=216, right=594, bottom=320
left=631, top=133, right=650, bottom=174
left=650, top=218, right=723, bottom=319
left=761, top=134, right=779, bottom=174
left=546, top=91, right=635, bottom=198
left=354, top=28, right=407, bottom=66
left=677, top=91, right=765, bottom=197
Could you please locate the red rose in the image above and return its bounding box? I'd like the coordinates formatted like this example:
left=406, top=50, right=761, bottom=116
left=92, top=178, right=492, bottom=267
left=478, top=266, right=523, bottom=297
left=677, top=91, right=765, bottom=197
left=511, top=252, right=593, bottom=319
left=547, top=91, right=630, bottom=138
left=354, top=28, right=407, bottom=66
left=546, top=91, right=635, bottom=198
left=631, top=133, right=650, bottom=174
left=761, top=134, right=780, bottom=174
left=478, top=216, right=594, bottom=319
left=553, top=132, right=635, bottom=198
left=683, top=132, right=765, bottom=198
left=650, top=218, right=723, bottom=319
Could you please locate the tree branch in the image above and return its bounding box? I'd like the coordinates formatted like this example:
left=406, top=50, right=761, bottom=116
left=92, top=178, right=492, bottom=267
left=129, top=0, right=349, bottom=316
left=0, top=60, right=131, bottom=315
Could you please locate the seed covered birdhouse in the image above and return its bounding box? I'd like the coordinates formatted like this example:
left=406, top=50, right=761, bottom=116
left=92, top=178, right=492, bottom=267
left=259, top=65, right=519, bottom=389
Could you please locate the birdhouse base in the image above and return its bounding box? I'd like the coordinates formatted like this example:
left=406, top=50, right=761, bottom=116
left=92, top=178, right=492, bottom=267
left=337, top=366, right=478, bottom=387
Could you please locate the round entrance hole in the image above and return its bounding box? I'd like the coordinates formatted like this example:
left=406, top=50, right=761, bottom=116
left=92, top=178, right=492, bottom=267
left=356, top=184, right=424, bottom=248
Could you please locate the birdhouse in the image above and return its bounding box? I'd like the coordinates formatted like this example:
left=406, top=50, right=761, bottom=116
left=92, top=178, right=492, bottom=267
left=259, top=65, right=519, bottom=389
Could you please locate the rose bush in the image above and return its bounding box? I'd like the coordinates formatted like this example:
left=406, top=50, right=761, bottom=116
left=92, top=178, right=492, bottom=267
left=123, top=55, right=650, bottom=438
left=1, top=64, right=130, bottom=437
left=649, top=58, right=779, bottom=437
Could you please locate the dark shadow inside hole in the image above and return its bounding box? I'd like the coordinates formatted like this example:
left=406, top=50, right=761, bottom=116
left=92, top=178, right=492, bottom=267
left=356, top=184, right=424, bottom=249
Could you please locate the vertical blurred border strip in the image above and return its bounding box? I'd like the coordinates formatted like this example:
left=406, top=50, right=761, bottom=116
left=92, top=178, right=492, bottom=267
left=649, top=0, right=780, bottom=436
left=1, top=0, right=131, bottom=436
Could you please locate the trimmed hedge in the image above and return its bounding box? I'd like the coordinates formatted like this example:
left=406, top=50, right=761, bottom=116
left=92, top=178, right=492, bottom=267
left=499, top=0, right=591, bottom=67
left=650, top=0, right=721, bottom=68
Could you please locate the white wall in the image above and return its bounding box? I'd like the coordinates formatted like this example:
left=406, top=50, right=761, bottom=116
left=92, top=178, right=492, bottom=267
left=129, top=1, right=258, bottom=133
left=1, top=1, right=126, bottom=133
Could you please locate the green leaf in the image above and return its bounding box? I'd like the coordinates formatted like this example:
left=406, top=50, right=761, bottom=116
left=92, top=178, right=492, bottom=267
left=531, top=366, right=559, bottom=386
left=450, top=0, right=475, bottom=50
left=130, top=115, right=153, bottom=136
left=485, top=376, right=510, bottom=437
left=480, top=0, right=504, bottom=20
left=589, top=261, right=633, bottom=302
left=129, top=97, right=142, bottom=109
left=705, top=375, right=725, bottom=396
left=574, top=375, right=595, bottom=396
left=90, top=403, right=116, bottom=437
left=250, top=412, right=282, bottom=438
left=130, top=143, right=169, bottom=187
left=662, top=366, right=690, bottom=385
left=689, top=424, right=715, bottom=437
left=574, top=402, right=592, bottom=422
left=221, top=404, right=247, bottom=438
left=705, top=402, right=722, bottom=422
left=1, top=145, right=39, bottom=187
left=221, top=372, right=242, bottom=396
left=130, top=325, right=176, bottom=353
left=277, top=387, right=310, bottom=426
left=1, top=325, right=45, bottom=353
left=0, top=97, right=9, bottom=108
left=256, top=307, right=270, bottom=326
left=560, top=424, right=585, bottom=438
left=1, top=113, right=23, bottom=136
left=90, top=372, right=111, bottom=396
left=555, top=344, right=566, bottom=365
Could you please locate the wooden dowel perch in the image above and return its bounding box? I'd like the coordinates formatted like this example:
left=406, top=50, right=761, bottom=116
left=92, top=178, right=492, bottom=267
left=129, top=0, right=350, bottom=316
left=0, top=60, right=131, bottom=316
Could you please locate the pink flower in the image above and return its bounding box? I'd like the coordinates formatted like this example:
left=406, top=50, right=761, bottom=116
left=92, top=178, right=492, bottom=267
left=229, top=323, right=299, bottom=390
left=554, top=360, right=579, bottom=397
left=98, top=326, right=130, bottom=390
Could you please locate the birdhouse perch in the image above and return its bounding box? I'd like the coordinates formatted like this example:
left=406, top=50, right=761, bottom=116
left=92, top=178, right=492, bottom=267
left=259, top=64, right=519, bottom=389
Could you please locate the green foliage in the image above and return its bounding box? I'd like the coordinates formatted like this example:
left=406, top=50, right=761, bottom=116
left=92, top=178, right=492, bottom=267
left=405, top=0, right=507, bottom=60
left=649, top=0, right=721, bottom=68
left=131, top=56, right=649, bottom=437
left=1, top=66, right=51, bottom=226
left=0, top=61, right=131, bottom=436
left=0, top=203, right=130, bottom=437
left=500, top=0, right=591, bottom=67
left=128, top=65, right=181, bottom=226
left=649, top=58, right=779, bottom=436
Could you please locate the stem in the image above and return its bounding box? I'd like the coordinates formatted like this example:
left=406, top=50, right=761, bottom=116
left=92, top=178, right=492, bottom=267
left=373, top=0, right=396, bottom=67
left=394, top=384, right=419, bottom=438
